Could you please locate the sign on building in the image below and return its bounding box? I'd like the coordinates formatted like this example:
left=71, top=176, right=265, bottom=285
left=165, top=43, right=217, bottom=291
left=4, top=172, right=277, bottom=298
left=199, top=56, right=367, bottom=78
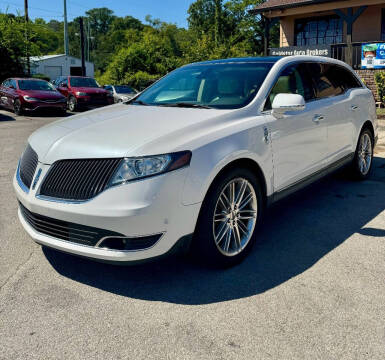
left=269, top=45, right=331, bottom=57
left=361, top=43, right=385, bottom=69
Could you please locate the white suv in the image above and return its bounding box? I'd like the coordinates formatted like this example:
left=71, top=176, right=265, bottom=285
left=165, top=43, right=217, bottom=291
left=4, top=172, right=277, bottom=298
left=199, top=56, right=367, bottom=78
left=14, top=56, right=378, bottom=267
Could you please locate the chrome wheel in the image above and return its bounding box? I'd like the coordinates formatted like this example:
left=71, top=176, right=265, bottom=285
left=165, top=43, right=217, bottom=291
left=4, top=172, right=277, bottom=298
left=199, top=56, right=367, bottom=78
left=14, top=99, right=22, bottom=115
left=213, top=178, right=257, bottom=257
left=68, top=97, right=76, bottom=112
left=357, top=133, right=372, bottom=176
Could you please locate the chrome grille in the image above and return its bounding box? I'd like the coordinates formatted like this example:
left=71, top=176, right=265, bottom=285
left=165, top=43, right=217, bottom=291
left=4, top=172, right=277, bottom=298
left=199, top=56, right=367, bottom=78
left=19, top=202, right=124, bottom=247
left=19, top=144, right=38, bottom=189
left=39, top=158, right=122, bottom=201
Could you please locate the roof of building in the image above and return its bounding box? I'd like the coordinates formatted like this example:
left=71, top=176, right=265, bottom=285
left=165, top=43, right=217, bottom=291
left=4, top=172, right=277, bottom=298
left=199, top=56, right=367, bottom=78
left=251, top=0, right=348, bottom=14
left=29, top=54, right=66, bottom=61
left=29, top=54, right=94, bottom=65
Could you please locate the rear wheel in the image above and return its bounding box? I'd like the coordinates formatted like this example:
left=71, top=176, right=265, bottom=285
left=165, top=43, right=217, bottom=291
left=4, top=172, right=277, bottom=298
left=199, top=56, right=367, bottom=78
left=193, top=168, right=264, bottom=267
left=13, top=99, right=23, bottom=116
left=351, top=128, right=374, bottom=180
left=68, top=96, right=77, bottom=112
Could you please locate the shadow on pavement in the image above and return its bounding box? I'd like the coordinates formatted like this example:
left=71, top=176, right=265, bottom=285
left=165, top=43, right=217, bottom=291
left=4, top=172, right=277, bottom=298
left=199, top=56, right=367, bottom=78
left=44, top=157, right=385, bottom=305
left=0, top=112, right=15, bottom=121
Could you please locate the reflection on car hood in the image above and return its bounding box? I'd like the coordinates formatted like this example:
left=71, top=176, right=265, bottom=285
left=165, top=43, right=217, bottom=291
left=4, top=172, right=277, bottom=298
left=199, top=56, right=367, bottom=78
left=19, top=90, right=65, bottom=100
left=28, top=103, right=233, bottom=164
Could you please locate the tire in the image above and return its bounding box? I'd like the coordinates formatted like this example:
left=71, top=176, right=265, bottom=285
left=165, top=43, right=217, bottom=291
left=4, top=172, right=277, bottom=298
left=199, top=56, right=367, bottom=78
left=13, top=99, right=23, bottom=116
left=351, top=128, right=374, bottom=180
left=68, top=96, right=77, bottom=112
left=193, top=167, right=264, bottom=268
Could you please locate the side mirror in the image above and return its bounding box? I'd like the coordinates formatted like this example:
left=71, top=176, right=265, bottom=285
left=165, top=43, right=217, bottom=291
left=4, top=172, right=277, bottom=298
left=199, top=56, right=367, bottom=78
left=9, top=85, right=15, bottom=89
left=272, top=94, right=305, bottom=116
left=60, top=83, right=67, bottom=88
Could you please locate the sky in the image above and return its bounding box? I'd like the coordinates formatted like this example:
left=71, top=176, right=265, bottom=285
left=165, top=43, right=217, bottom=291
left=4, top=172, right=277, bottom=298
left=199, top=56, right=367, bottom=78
left=0, top=0, right=195, bottom=28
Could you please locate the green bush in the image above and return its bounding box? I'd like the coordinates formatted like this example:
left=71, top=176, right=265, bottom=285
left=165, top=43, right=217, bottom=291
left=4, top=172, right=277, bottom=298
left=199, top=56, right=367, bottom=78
left=374, top=71, right=385, bottom=103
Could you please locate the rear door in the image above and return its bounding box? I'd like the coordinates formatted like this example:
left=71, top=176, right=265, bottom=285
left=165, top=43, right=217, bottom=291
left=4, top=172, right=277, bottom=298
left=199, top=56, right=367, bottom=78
left=307, top=63, right=356, bottom=163
left=265, top=63, right=329, bottom=192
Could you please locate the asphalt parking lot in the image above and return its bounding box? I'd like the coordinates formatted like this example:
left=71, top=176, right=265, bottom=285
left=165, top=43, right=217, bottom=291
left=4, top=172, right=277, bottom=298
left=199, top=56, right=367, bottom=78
left=1, top=109, right=384, bottom=360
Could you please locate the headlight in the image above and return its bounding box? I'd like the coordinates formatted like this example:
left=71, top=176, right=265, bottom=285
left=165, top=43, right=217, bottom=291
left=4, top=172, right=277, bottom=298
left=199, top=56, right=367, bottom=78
left=110, top=151, right=192, bottom=187
left=76, top=92, right=88, bottom=96
left=23, top=96, right=39, bottom=101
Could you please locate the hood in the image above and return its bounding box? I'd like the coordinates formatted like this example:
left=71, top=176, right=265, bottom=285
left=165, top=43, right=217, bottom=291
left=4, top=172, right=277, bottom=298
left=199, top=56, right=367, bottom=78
left=71, top=87, right=108, bottom=94
left=19, top=90, right=65, bottom=100
left=28, top=103, right=234, bottom=164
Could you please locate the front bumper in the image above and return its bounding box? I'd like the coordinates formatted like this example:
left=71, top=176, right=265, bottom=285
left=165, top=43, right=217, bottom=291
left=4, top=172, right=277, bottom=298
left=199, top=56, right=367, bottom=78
left=76, top=96, right=113, bottom=107
left=23, top=101, right=67, bottom=111
left=14, top=164, right=201, bottom=263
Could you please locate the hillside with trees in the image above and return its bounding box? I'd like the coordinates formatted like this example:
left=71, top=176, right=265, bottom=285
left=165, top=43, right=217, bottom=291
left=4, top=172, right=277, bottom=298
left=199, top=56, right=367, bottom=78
left=0, top=0, right=278, bottom=88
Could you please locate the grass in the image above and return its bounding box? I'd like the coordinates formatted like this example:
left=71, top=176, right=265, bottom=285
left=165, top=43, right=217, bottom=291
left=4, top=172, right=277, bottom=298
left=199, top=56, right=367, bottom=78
left=376, top=108, right=385, bottom=117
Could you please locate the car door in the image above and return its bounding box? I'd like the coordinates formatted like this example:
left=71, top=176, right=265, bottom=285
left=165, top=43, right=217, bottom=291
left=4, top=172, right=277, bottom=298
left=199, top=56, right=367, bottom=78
left=2, top=79, right=18, bottom=109
left=8, top=79, right=19, bottom=107
left=264, top=63, right=329, bottom=192
left=307, top=63, right=355, bottom=163
left=57, top=77, right=69, bottom=97
left=0, top=79, right=10, bottom=108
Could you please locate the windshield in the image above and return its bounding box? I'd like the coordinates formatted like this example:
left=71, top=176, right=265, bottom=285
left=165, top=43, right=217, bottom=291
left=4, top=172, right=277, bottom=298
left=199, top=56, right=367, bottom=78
left=70, top=77, right=99, bottom=88
left=18, top=80, right=56, bottom=91
left=133, top=62, right=273, bottom=109
left=115, top=85, right=136, bottom=94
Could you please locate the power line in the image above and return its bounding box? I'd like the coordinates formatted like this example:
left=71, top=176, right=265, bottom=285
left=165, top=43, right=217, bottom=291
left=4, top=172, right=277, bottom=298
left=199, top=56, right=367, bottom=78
left=0, top=1, right=78, bottom=17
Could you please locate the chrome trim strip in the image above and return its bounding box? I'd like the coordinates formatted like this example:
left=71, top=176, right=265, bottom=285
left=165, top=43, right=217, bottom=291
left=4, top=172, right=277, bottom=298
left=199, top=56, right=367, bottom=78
left=95, top=232, right=165, bottom=250
left=16, top=160, right=30, bottom=194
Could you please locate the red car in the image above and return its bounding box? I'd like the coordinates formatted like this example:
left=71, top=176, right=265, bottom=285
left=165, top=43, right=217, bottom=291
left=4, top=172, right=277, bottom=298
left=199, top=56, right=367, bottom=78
left=53, top=76, right=113, bottom=112
left=0, top=78, right=67, bottom=115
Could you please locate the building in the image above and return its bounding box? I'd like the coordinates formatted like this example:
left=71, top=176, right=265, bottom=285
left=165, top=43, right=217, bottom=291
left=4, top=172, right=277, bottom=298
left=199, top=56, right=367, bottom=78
left=29, top=54, right=95, bottom=80
left=251, top=0, right=385, bottom=100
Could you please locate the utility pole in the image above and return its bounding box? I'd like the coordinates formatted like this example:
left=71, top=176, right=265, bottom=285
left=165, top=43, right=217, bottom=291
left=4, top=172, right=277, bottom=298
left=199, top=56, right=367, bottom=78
left=87, top=19, right=90, bottom=62
left=24, top=0, right=30, bottom=76
left=79, top=17, right=86, bottom=76
left=63, top=0, right=69, bottom=55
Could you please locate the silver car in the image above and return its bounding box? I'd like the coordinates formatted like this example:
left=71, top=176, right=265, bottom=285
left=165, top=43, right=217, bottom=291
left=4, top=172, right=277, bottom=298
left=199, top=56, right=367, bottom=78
left=103, top=84, right=138, bottom=103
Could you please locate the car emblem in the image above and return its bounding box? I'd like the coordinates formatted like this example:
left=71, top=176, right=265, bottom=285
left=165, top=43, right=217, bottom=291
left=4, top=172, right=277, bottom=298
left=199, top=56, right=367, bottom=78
left=32, top=168, right=42, bottom=190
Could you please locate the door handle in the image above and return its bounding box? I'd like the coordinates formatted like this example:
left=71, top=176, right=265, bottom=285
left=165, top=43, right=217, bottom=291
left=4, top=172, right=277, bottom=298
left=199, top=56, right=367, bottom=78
left=351, top=105, right=359, bottom=111
left=313, top=114, right=325, bottom=123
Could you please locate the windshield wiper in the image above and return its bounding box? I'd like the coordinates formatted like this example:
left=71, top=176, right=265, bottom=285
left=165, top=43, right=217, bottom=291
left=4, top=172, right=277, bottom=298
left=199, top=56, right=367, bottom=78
left=159, top=102, right=213, bottom=109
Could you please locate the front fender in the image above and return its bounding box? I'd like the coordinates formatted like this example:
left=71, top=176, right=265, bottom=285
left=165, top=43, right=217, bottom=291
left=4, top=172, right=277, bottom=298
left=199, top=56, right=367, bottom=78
left=182, top=127, right=273, bottom=206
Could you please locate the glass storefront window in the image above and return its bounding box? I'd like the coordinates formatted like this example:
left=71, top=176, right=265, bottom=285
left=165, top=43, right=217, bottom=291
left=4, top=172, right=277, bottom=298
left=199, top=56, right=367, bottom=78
left=295, top=16, right=343, bottom=46
left=382, top=9, right=385, bottom=40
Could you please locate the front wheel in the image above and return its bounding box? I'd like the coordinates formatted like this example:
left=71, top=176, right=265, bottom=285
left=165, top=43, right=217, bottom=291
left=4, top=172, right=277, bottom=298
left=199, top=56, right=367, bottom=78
left=351, top=129, right=374, bottom=180
left=68, top=96, right=77, bottom=112
left=13, top=99, right=23, bottom=116
left=193, top=168, right=264, bottom=267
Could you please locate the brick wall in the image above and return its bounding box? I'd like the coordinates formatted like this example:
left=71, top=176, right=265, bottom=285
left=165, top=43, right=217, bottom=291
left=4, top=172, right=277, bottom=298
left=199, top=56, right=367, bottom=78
left=355, top=69, right=384, bottom=102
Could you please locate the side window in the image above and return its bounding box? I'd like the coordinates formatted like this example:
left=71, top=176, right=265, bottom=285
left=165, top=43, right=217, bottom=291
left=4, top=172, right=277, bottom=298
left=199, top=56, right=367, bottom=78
left=10, top=79, right=17, bottom=89
left=264, top=63, right=315, bottom=110
left=308, top=63, right=344, bottom=99
left=329, top=65, right=362, bottom=91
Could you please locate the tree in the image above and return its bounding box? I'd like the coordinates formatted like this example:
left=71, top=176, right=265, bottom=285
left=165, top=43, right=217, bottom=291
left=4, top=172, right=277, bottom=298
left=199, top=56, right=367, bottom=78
left=85, top=8, right=115, bottom=35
